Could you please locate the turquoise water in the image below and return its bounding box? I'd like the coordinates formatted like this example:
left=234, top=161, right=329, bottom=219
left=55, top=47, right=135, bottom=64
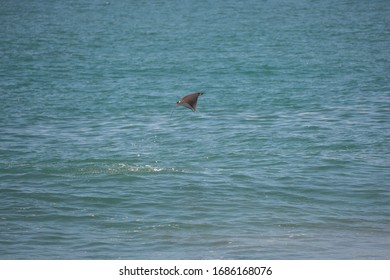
left=1, top=0, right=389, bottom=259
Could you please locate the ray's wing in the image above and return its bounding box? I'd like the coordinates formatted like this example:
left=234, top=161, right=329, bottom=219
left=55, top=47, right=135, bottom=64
left=182, top=93, right=198, bottom=111
left=181, top=102, right=196, bottom=111
left=177, top=92, right=204, bottom=111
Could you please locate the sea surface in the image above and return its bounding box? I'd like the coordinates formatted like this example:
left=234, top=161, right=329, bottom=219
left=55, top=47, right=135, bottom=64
left=1, top=0, right=389, bottom=259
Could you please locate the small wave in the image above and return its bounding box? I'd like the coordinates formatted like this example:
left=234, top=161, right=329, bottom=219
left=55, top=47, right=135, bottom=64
left=108, top=163, right=163, bottom=173
left=78, top=163, right=183, bottom=175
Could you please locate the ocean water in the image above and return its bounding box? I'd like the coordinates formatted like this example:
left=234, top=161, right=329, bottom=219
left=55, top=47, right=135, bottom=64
left=1, top=0, right=389, bottom=259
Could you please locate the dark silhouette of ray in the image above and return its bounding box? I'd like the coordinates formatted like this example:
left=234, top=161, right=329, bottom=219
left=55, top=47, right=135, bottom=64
left=176, top=92, right=204, bottom=112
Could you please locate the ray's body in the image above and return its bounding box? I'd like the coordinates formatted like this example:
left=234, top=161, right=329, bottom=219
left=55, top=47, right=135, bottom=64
left=176, top=92, right=204, bottom=112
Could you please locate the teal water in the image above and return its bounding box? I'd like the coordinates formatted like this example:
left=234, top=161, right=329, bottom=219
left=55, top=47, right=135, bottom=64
left=1, top=0, right=389, bottom=259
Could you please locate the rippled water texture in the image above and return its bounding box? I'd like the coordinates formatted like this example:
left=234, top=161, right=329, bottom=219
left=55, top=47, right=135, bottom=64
left=1, top=0, right=389, bottom=259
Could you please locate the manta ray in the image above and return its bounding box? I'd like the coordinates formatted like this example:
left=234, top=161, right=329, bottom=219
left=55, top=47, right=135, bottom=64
left=176, top=92, right=204, bottom=112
